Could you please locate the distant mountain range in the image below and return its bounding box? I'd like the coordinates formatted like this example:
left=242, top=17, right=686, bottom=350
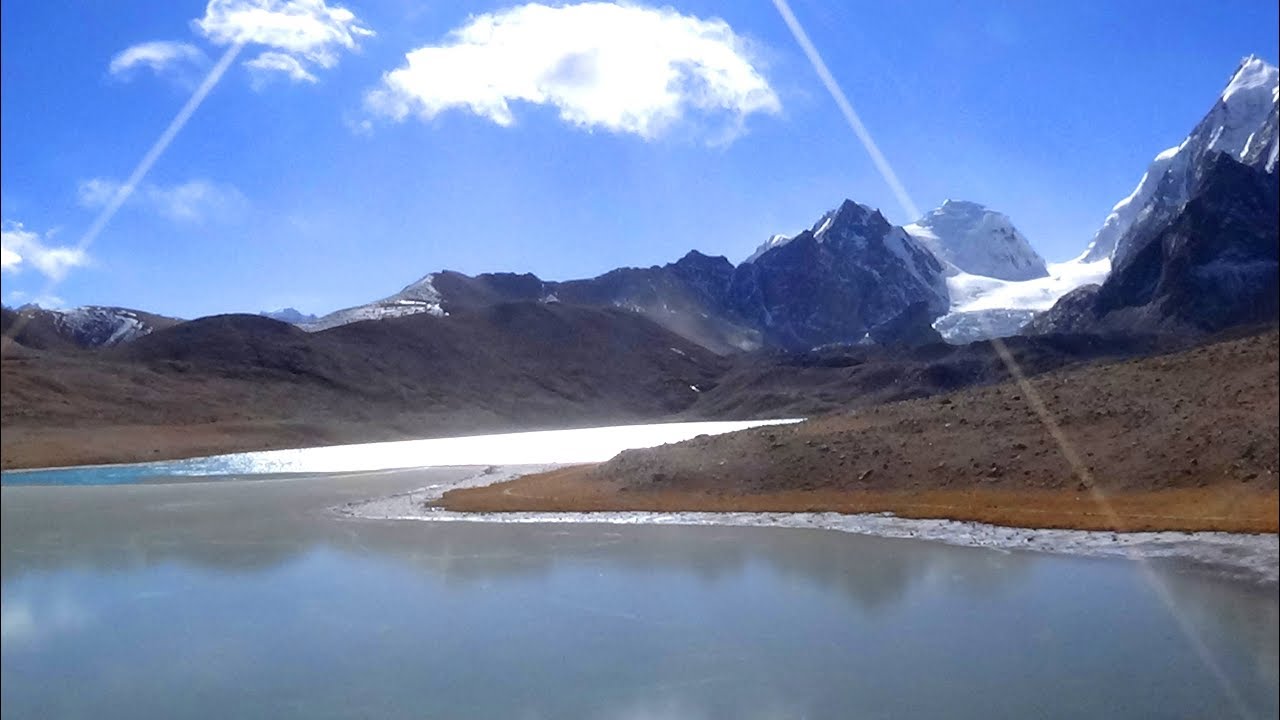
left=288, top=57, right=1275, bottom=349
left=4, top=57, right=1276, bottom=354
left=260, top=308, right=318, bottom=324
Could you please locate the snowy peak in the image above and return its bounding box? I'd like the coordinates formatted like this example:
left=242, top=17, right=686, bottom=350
left=812, top=199, right=881, bottom=238
left=744, top=233, right=793, bottom=264
left=904, top=200, right=1048, bottom=281
left=743, top=200, right=885, bottom=264
left=397, top=272, right=445, bottom=303
left=1080, top=55, right=1279, bottom=263
left=1222, top=55, right=1279, bottom=104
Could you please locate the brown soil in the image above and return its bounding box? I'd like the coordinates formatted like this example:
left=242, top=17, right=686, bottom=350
left=440, top=330, right=1280, bottom=533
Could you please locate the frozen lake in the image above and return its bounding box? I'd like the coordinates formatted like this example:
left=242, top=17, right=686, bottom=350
left=0, top=420, right=797, bottom=485
left=2, top=466, right=1276, bottom=719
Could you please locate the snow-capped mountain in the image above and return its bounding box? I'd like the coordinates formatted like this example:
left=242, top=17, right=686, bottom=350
left=1080, top=55, right=1279, bottom=264
left=892, top=198, right=1104, bottom=343
left=904, top=200, right=1048, bottom=281
left=937, top=56, right=1278, bottom=343
left=1028, top=153, right=1278, bottom=335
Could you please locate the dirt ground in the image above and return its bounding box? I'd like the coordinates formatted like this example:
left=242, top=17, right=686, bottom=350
left=440, top=331, right=1280, bottom=533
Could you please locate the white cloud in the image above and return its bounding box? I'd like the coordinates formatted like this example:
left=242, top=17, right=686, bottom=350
left=109, top=40, right=208, bottom=80
left=245, top=51, right=318, bottom=85
left=194, top=0, right=373, bottom=81
left=78, top=178, right=248, bottom=223
left=0, top=222, right=89, bottom=282
left=3, top=289, right=67, bottom=309
left=365, top=2, right=780, bottom=141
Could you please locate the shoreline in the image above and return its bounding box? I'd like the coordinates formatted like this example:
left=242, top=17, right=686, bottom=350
left=339, top=465, right=1280, bottom=586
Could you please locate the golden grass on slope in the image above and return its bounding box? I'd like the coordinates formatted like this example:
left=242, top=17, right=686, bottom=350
left=438, top=464, right=1279, bottom=534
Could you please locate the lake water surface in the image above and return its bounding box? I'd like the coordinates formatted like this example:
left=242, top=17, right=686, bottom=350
left=3, top=467, right=1277, bottom=719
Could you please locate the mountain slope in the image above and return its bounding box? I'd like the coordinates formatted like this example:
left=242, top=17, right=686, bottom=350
left=441, top=329, right=1279, bottom=534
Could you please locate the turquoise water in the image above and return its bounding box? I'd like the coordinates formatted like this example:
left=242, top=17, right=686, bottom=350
left=0, top=456, right=252, bottom=486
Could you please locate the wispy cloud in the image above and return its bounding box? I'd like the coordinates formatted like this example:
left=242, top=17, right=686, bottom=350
left=365, top=2, right=780, bottom=141
left=245, top=51, right=318, bottom=86
left=78, top=178, right=248, bottom=223
left=109, top=41, right=208, bottom=82
left=195, top=0, right=374, bottom=84
left=0, top=222, right=89, bottom=282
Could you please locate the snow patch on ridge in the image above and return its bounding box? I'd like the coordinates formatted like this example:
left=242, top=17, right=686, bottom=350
left=301, top=273, right=447, bottom=332
left=43, top=306, right=158, bottom=346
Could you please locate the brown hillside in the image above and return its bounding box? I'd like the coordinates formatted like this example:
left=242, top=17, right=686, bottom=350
left=440, top=330, right=1280, bottom=532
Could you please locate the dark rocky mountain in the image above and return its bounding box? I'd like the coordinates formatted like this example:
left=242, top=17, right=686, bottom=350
left=301, top=199, right=949, bottom=354
left=423, top=251, right=763, bottom=354
left=1027, top=154, right=1279, bottom=335
left=729, top=200, right=948, bottom=350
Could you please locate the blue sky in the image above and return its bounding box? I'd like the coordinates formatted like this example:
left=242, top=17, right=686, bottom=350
left=2, top=0, right=1277, bottom=318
